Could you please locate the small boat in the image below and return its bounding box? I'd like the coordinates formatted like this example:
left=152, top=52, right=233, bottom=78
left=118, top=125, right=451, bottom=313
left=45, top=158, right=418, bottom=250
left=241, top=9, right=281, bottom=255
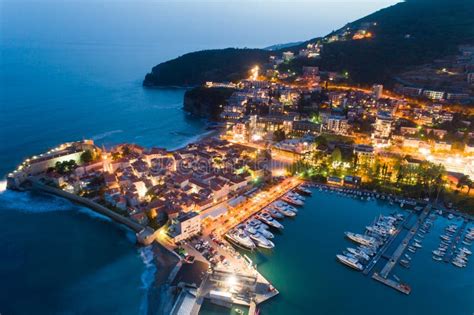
left=404, top=254, right=412, bottom=260
left=400, top=259, right=410, bottom=268
left=432, top=255, right=443, bottom=261
left=413, top=242, right=422, bottom=249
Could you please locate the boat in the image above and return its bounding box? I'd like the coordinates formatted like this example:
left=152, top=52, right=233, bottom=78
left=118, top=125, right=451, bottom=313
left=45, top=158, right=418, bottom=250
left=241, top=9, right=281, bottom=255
left=251, top=223, right=274, bottom=239
left=432, top=250, right=444, bottom=256
left=296, top=185, right=312, bottom=195
left=440, top=235, right=451, bottom=241
left=400, top=259, right=410, bottom=268
left=413, top=242, right=422, bottom=249
left=432, top=255, right=443, bottom=261
left=448, top=214, right=454, bottom=220
left=347, top=247, right=370, bottom=261
left=226, top=229, right=256, bottom=250
left=345, top=232, right=378, bottom=247
left=460, top=247, right=472, bottom=255
left=266, top=207, right=284, bottom=219
left=282, top=195, right=304, bottom=206
left=245, top=227, right=274, bottom=249
left=408, top=247, right=416, bottom=253
left=257, top=212, right=284, bottom=230
left=404, top=254, right=412, bottom=260
left=274, top=200, right=298, bottom=213
left=336, top=254, right=363, bottom=271
left=273, top=204, right=296, bottom=217
left=452, top=260, right=466, bottom=268
left=247, top=218, right=269, bottom=230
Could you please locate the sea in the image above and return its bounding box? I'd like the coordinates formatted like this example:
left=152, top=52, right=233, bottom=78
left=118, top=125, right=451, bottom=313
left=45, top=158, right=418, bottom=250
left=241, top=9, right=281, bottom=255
left=2, top=1, right=472, bottom=315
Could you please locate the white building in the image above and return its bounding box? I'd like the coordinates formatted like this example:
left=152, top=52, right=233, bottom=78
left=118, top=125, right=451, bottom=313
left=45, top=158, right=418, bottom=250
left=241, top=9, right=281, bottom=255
left=423, top=90, right=445, bottom=100
left=282, top=51, right=295, bottom=62
left=170, top=212, right=201, bottom=242
left=372, top=84, right=383, bottom=99
left=372, top=113, right=393, bottom=140
left=327, top=115, right=348, bottom=134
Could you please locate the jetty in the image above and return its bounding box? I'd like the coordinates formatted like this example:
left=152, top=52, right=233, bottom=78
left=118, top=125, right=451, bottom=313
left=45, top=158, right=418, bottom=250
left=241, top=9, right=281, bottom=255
left=363, top=212, right=413, bottom=275
left=443, top=219, right=469, bottom=263
left=371, top=205, right=431, bottom=294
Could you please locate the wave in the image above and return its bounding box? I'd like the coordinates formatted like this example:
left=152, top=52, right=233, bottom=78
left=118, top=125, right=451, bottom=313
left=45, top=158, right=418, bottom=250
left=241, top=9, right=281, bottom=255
left=0, top=189, right=74, bottom=213
left=91, top=129, right=123, bottom=141
left=77, top=206, right=113, bottom=222
left=138, top=245, right=157, bottom=315
left=0, top=180, right=6, bottom=193
left=168, top=129, right=214, bottom=151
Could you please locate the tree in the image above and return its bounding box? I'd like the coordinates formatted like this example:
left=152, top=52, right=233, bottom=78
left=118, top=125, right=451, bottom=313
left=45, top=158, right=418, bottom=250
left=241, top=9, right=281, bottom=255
left=80, top=150, right=94, bottom=164
left=273, top=129, right=286, bottom=142
left=330, top=148, right=342, bottom=164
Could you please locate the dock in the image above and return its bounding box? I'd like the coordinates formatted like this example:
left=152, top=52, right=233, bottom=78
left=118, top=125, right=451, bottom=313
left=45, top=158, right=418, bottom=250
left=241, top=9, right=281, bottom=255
left=363, top=212, right=413, bottom=275
left=443, top=219, right=468, bottom=263
left=379, top=205, right=431, bottom=278
left=372, top=273, right=411, bottom=295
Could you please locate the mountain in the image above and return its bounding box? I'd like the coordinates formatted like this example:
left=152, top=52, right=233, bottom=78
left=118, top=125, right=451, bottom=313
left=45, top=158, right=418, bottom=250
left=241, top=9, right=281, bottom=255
left=264, top=41, right=304, bottom=51
left=143, top=48, right=271, bottom=87
left=143, top=0, right=474, bottom=87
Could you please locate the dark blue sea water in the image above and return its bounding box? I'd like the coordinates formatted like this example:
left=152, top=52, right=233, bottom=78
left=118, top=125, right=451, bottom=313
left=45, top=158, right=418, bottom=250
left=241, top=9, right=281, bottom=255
left=3, top=1, right=452, bottom=314
left=245, top=189, right=474, bottom=315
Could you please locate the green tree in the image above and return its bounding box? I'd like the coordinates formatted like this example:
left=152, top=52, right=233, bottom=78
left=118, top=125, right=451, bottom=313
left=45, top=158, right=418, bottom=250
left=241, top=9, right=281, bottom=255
left=80, top=150, right=94, bottom=164
left=273, top=129, right=286, bottom=142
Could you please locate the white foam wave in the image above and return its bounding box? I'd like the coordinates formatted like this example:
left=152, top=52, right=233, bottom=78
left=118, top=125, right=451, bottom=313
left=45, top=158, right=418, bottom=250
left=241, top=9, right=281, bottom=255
left=77, top=207, right=113, bottom=222
left=91, top=129, right=123, bottom=141
left=0, top=180, right=6, bottom=192
left=169, top=130, right=214, bottom=151
left=0, top=189, right=73, bottom=213
left=138, top=245, right=157, bottom=315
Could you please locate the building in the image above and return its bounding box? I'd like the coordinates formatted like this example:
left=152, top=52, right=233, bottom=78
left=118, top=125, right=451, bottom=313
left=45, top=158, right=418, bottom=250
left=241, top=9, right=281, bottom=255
left=372, top=112, right=393, bottom=140
left=170, top=212, right=201, bottom=242
left=327, top=115, right=349, bottom=134
left=372, top=84, right=383, bottom=100
left=282, top=51, right=295, bottom=62
left=423, top=90, right=445, bottom=100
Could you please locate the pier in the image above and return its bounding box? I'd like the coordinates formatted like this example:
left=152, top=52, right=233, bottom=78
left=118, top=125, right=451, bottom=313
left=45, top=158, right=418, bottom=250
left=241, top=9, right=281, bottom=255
left=370, top=205, right=431, bottom=294
left=379, top=206, right=431, bottom=278
left=443, top=220, right=469, bottom=263
left=363, top=212, right=413, bottom=275
left=372, top=273, right=411, bottom=295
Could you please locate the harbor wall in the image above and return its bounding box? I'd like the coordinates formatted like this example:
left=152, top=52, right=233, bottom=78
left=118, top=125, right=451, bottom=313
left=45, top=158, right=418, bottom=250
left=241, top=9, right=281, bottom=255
left=26, top=179, right=156, bottom=245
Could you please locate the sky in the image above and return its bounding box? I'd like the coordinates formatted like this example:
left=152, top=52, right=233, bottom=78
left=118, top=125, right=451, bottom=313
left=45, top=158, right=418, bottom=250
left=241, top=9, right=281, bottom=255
left=1, top=0, right=401, bottom=49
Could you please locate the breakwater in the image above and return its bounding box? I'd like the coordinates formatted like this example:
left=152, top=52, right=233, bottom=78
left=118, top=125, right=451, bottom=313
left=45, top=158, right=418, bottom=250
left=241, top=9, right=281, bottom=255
left=26, top=179, right=156, bottom=245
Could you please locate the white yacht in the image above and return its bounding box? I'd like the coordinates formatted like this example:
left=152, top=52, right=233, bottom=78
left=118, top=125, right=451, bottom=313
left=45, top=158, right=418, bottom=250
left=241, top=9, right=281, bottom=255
left=247, top=218, right=269, bottom=230
left=296, top=185, right=312, bottom=195
left=245, top=226, right=274, bottom=249
left=272, top=201, right=296, bottom=217
left=345, top=232, right=377, bottom=247
left=258, top=212, right=284, bottom=230
left=282, top=195, right=304, bottom=206
left=274, top=200, right=298, bottom=213
left=265, top=207, right=284, bottom=219
left=347, top=247, right=370, bottom=261
left=225, top=229, right=255, bottom=250
left=336, top=254, right=363, bottom=271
